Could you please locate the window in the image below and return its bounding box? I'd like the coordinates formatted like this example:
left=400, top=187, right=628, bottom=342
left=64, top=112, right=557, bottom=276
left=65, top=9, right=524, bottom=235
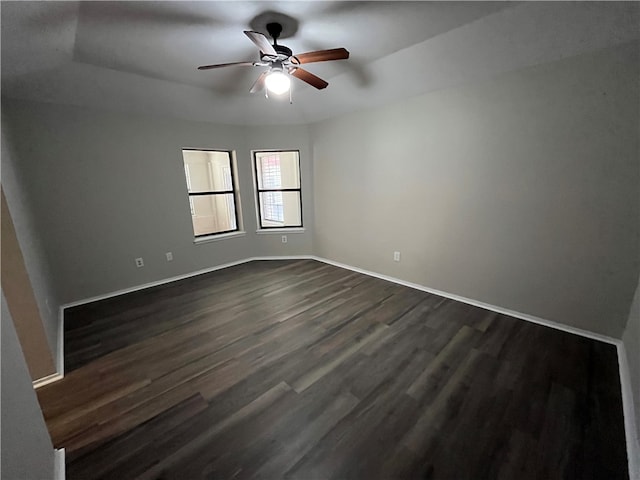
left=182, top=149, right=240, bottom=237
left=253, top=150, right=302, bottom=228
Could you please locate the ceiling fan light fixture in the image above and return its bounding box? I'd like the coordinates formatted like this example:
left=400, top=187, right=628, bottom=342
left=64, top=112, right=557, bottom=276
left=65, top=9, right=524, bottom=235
left=198, top=24, right=349, bottom=94
left=265, top=70, right=291, bottom=95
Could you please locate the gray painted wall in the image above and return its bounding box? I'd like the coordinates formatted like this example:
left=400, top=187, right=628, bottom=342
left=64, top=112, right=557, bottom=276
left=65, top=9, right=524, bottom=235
left=1, top=121, right=60, bottom=367
left=1, top=101, right=314, bottom=304
left=311, top=42, right=640, bottom=338
left=2, top=42, right=638, bottom=341
left=1, top=291, right=55, bottom=479
left=623, top=275, right=640, bottom=469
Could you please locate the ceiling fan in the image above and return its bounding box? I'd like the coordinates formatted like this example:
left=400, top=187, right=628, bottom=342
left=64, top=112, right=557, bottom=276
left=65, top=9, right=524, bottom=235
left=197, top=22, right=349, bottom=96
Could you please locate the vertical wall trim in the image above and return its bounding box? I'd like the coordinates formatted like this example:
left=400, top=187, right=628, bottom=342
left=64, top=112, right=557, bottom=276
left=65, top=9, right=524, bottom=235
left=618, top=343, right=640, bottom=480
left=2, top=189, right=56, bottom=379
left=54, top=448, right=65, bottom=480
left=57, top=307, right=65, bottom=376
left=32, top=310, right=65, bottom=388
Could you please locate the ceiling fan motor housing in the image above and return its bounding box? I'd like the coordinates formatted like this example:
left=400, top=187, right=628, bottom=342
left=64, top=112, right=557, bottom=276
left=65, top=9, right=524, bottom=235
left=260, top=44, right=292, bottom=62
left=275, top=44, right=292, bottom=58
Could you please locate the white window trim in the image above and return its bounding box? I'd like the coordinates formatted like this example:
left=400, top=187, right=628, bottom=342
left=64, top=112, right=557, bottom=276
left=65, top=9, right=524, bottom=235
left=194, top=230, right=246, bottom=244
left=255, top=227, right=305, bottom=234
left=182, top=149, right=243, bottom=238
left=251, top=149, right=303, bottom=231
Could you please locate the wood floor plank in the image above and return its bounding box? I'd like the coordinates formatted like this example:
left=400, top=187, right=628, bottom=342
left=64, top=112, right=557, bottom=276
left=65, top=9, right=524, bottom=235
left=136, top=381, right=292, bottom=480
left=66, top=393, right=209, bottom=478
left=290, top=321, right=389, bottom=393
left=284, top=348, right=434, bottom=479
left=36, top=259, right=629, bottom=480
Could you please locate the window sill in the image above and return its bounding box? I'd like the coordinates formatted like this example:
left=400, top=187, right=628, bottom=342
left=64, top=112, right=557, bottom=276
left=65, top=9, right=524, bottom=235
left=256, top=228, right=305, bottom=234
left=194, top=231, right=246, bottom=244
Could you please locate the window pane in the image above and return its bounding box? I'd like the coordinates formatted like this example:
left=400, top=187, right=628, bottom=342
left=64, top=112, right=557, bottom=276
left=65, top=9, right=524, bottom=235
left=259, top=191, right=301, bottom=227
left=262, top=191, right=284, bottom=223
left=256, top=151, right=300, bottom=190
left=183, top=150, right=232, bottom=193
left=190, top=193, right=237, bottom=235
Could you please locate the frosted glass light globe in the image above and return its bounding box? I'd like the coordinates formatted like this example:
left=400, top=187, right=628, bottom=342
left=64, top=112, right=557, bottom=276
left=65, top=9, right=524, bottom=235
left=265, top=71, right=291, bottom=95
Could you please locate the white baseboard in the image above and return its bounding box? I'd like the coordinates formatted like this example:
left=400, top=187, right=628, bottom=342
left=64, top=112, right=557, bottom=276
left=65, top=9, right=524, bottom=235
left=60, top=257, right=257, bottom=310
left=309, top=255, right=618, bottom=344
left=309, top=255, right=638, bottom=480
left=57, top=254, right=635, bottom=479
left=59, top=256, right=318, bottom=311
left=33, top=372, right=64, bottom=389
left=618, top=344, right=640, bottom=480
left=252, top=255, right=316, bottom=261
left=54, top=448, right=65, bottom=480
left=59, top=252, right=618, bottom=346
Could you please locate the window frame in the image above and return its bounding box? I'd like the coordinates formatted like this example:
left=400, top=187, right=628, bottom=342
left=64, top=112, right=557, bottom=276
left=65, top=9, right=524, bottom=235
left=182, top=148, right=241, bottom=238
left=252, top=149, right=304, bottom=230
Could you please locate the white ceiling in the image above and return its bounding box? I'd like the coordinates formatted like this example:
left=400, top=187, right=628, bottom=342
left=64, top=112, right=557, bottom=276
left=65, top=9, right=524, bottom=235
left=2, top=1, right=639, bottom=125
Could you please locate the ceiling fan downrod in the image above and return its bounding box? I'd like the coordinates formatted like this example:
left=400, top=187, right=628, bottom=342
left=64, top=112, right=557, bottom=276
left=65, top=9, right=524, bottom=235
left=265, top=22, right=293, bottom=59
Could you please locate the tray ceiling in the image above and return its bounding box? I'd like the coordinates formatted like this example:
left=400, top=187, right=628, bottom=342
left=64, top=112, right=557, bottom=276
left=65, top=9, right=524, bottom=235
left=2, top=1, right=638, bottom=125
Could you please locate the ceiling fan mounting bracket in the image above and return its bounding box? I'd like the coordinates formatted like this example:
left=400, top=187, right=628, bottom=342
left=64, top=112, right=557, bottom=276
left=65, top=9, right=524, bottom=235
left=266, top=22, right=283, bottom=42
left=249, top=11, right=299, bottom=40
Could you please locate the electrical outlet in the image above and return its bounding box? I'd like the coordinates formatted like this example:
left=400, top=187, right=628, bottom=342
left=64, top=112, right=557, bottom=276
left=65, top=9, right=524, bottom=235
left=282, top=235, right=288, bottom=244
left=393, top=251, right=401, bottom=262
left=135, top=257, right=144, bottom=268
left=166, top=252, right=173, bottom=262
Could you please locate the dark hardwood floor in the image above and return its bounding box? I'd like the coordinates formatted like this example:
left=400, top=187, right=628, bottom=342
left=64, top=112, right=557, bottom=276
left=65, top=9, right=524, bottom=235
left=36, top=260, right=629, bottom=479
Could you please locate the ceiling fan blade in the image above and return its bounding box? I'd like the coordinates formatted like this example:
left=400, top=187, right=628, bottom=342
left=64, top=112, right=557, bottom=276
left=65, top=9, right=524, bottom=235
left=250, top=71, right=268, bottom=93
left=289, top=68, right=329, bottom=90
left=291, top=48, right=349, bottom=65
left=197, top=61, right=255, bottom=70
left=244, top=31, right=277, bottom=56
